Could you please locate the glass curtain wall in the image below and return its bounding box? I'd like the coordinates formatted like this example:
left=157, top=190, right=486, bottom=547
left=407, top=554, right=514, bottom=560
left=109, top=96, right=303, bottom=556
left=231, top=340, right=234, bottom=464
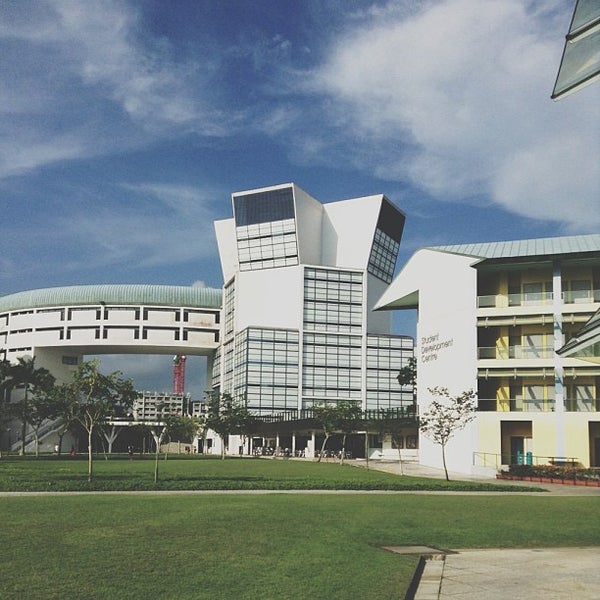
left=302, top=267, right=363, bottom=406
left=234, top=328, right=299, bottom=414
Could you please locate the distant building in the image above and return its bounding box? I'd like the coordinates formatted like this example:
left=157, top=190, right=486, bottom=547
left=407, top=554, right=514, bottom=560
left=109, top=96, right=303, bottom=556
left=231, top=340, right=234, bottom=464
left=213, top=182, right=415, bottom=416
left=377, top=234, right=600, bottom=475
left=133, top=391, right=193, bottom=421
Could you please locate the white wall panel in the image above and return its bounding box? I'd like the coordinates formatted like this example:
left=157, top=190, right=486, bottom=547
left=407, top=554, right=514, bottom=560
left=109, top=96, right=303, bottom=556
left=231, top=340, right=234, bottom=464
left=214, top=218, right=237, bottom=283
left=322, top=195, right=381, bottom=269
left=235, top=267, right=303, bottom=331
left=293, top=185, right=323, bottom=266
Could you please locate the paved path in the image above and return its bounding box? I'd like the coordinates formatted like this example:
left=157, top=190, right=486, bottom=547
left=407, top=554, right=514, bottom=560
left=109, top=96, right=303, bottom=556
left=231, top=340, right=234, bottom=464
left=358, top=461, right=600, bottom=599
left=415, top=548, right=600, bottom=599
left=350, top=459, right=600, bottom=496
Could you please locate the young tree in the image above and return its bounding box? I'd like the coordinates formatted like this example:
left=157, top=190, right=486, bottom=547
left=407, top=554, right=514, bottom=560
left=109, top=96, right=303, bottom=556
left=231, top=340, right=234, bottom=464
left=204, top=391, right=254, bottom=459
left=312, top=401, right=361, bottom=463
left=0, top=358, right=11, bottom=458
left=419, top=387, right=476, bottom=481
left=312, top=402, right=339, bottom=462
left=396, top=356, right=416, bottom=387
left=336, top=401, right=362, bottom=464
left=50, top=383, right=79, bottom=457
left=6, top=357, right=55, bottom=455
left=26, top=386, right=59, bottom=457
left=376, top=417, right=407, bottom=475
left=397, top=356, right=417, bottom=411
left=164, top=414, right=203, bottom=447
left=66, top=360, right=137, bottom=482
left=150, top=404, right=170, bottom=484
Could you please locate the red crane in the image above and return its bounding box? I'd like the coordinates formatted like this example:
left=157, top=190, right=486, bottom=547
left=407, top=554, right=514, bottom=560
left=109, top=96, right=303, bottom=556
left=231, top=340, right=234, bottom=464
left=173, top=355, right=186, bottom=394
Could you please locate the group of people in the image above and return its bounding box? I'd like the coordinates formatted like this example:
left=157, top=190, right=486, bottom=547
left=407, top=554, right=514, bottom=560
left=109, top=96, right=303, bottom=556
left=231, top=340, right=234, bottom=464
left=253, top=446, right=307, bottom=458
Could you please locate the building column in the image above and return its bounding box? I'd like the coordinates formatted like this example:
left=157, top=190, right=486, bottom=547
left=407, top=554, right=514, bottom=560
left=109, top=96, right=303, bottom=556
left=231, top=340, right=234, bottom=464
left=553, top=260, right=565, bottom=459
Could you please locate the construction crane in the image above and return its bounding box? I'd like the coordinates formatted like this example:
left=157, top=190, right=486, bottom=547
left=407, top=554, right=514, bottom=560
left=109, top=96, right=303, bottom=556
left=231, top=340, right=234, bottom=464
left=173, top=354, right=186, bottom=394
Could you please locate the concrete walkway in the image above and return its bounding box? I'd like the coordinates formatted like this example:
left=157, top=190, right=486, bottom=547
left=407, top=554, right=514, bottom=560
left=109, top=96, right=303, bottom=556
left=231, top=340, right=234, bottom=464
left=350, top=459, right=600, bottom=496
left=414, top=548, right=600, bottom=599
left=361, top=460, right=600, bottom=598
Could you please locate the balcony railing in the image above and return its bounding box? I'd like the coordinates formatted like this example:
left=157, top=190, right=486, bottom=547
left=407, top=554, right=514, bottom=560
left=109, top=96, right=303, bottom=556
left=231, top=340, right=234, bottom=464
left=478, top=398, right=555, bottom=412
left=564, top=398, right=599, bottom=412
left=477, top=292, right=553, bottom=308
left=563, top=289, right=600, bottom=304
left=477, top=289, right=600, bottom=309
left=478, top=398, right=598, bottom=412
left=478, top=345, right=554, bottom=359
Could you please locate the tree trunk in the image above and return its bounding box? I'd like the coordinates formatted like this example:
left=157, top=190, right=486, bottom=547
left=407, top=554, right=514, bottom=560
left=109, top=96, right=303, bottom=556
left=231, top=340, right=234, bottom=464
left=340, top=434, right=347, bottom=465
left=154, top=447, right=160, bottom=483
left=397, top=446, right=404, bottom=476
left=441, top=443, right=450, bottom=481
left=317, top=433, right=329, bottom=462
left=34, top=430, right=40, bottom=458
left=20, top=419, right=26, bottom=456
left=87, top=427, right=94, bottom=482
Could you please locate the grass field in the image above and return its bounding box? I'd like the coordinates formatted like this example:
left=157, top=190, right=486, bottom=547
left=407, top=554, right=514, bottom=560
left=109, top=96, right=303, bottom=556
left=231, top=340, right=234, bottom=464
left=3, top=456, right=592, bottom=599
left=0, top=454, right=536, bottom=492
left=1, top=493, right=599, bottom=599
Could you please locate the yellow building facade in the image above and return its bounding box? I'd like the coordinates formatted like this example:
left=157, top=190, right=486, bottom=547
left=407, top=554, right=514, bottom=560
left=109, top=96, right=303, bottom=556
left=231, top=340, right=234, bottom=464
left=377, top=234, right=600, bottom=476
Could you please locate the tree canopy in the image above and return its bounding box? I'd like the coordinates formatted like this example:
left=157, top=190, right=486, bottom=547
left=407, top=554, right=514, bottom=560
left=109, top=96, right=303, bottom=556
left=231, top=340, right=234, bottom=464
left=65, top=359, right=137, bottom=481
left=312, top=400, right=363, bottom=462
left=204, top=391, right=256, bottom=458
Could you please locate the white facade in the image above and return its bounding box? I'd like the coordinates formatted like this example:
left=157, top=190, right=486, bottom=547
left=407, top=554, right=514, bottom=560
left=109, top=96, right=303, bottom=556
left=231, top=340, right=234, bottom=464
left=0, top=285, right=221, bottom=382
left=0, top=185, right=416, bottom=457
left=377, top=235, right=600, bottom=475
left=214, top=183, right=414, bottom=416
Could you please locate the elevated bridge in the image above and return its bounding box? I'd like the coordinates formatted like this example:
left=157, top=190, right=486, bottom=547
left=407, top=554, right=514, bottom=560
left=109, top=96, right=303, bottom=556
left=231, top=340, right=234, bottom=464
left=0, top=284, right=223, bottom=381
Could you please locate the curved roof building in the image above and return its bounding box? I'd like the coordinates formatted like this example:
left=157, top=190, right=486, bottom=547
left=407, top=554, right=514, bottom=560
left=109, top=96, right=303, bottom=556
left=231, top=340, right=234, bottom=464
left=0, top=284, right=222, bottom=313
left=0, top=284, right=223, bottom=374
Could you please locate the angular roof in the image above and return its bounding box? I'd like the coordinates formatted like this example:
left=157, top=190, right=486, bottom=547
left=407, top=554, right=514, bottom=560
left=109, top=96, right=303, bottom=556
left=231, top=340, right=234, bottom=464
left=375, top=233, right=600, bottom=312
left=557, top=308, right=600, bottom=363
left=427, top=233, right=600, bottom=260
left=0, top=284, right=222, bottom=313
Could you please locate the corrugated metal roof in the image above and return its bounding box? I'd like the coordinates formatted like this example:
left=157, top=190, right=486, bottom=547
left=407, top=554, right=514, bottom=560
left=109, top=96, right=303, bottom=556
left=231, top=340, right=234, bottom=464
left=427, top=233, right=600, bottom=260
left=0, top=284, right=222, bottom=313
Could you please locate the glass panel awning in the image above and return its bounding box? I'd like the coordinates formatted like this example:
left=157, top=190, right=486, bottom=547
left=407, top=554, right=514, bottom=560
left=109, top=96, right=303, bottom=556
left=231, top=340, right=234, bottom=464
left=552, top=0, right=600, bottom=99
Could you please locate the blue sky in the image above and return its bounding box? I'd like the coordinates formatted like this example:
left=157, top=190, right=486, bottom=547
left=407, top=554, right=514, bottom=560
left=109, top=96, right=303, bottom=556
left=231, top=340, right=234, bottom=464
left=1, top=0, right=598, bottom=395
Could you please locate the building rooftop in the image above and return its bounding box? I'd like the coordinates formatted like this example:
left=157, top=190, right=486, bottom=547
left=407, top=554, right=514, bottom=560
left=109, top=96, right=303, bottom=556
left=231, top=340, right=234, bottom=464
left=0, top=284, right=223, bottom=313
left=427, top=233, right=600, bottom=260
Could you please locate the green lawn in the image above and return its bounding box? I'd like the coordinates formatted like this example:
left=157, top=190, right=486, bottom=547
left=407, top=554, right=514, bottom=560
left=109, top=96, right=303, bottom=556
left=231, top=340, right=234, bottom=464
left=1, top=493, right=599, bottom=599
left=0, top=454, right=536, bottom=492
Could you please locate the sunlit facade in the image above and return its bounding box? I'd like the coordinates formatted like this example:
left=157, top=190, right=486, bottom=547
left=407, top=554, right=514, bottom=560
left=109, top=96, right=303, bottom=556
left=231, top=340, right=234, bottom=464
left=376, top=234, right=600, bottom=474
left=214, top=183, right=414, bottom=417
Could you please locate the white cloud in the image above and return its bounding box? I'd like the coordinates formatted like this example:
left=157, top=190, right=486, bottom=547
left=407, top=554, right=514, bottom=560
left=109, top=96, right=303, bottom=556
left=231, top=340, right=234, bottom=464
left=310, top=0, right=600, bottom=230
left=0, top=0, right=227, bottom=180
left=54, top=183, right=221, bottom=270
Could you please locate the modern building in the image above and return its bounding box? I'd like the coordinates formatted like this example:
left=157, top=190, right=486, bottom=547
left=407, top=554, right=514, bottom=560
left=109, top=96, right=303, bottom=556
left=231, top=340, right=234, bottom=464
left=0, top=284, right=221, bottom=453
left=0, top=185, right=415, bottom=458
left=376, top=234, right=600, bottom=475
left=212, top=183, right=415, bottom=421
left=133, top=391, right=193, bottom=421
left=0, top=284, right=222, bottom=383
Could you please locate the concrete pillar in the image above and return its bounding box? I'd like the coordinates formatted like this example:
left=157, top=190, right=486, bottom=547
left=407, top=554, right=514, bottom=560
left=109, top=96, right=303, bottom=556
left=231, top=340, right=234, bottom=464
left=553, top=260, right=565, bottom=459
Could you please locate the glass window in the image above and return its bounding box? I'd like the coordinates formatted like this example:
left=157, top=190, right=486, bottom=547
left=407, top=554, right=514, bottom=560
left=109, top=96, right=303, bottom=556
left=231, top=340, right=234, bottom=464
left=233, top=188, right=295, bottom=226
